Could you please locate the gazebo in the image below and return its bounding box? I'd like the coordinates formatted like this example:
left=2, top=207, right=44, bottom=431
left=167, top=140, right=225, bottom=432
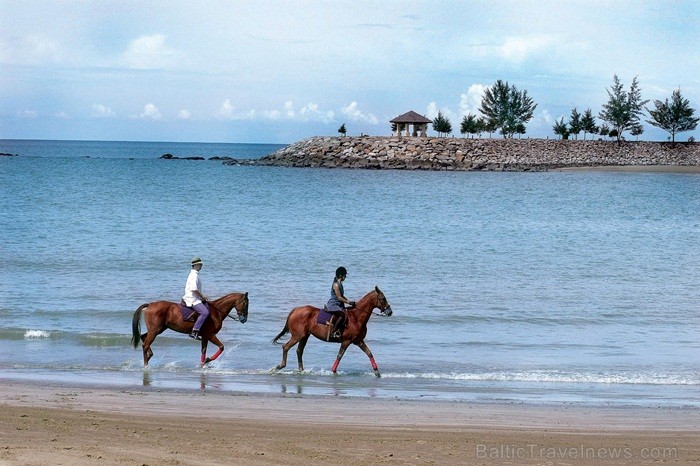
left=390, top=110, right=432, bottom=137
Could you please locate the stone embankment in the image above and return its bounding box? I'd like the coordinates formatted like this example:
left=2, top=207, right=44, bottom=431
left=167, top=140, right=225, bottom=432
left=223, top=136, right=700, bottom=171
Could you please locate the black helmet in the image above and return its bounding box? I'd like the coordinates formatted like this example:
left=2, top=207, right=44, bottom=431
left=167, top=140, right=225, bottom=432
left=335, top=266, right=347, bottom=278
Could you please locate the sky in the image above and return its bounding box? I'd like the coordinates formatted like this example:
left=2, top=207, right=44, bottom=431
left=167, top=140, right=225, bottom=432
left=1, top=0, right=699, bottom=143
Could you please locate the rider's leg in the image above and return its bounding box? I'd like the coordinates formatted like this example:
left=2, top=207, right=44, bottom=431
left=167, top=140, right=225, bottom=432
left=331, top=310, right=346, bottom=338
left=190, top=303, right=209, bottom=339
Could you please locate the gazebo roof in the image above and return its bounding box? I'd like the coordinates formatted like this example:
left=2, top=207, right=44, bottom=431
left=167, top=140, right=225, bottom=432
left=390, top=110, right=432, bottom=124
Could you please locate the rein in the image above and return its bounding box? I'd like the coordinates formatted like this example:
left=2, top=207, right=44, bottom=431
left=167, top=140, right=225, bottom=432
left=350, top=296, right=387, bottom=318
left=207, top=295, right=247, bottom=321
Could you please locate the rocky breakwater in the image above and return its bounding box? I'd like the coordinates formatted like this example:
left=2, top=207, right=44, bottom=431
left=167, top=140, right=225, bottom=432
left=224, top=136, right=700, bottom=171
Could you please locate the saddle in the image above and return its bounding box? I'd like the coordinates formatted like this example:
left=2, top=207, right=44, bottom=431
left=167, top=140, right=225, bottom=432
left=178, top=302, right=209, bottom=321
left=317, top=306, right=346, bottom=342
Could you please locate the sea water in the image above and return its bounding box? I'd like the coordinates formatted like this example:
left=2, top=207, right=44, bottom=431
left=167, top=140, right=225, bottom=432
left=1, top=139, right=698, bottom=406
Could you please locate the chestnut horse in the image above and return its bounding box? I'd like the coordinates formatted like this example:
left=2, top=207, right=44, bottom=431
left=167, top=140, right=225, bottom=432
left=273, top=286, right=392, bottom=377
left=131, top=292, right=248, bottom=367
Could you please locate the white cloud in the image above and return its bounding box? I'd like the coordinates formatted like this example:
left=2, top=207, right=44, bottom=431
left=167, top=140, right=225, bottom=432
left=263, top=109, right=282, bottom=120
left=91, top=104, right=115, bottom=118
left=425, top=102, right=455, bottom=122
left=122, top=34, right=176, bottom=69
left=218, top=99, right=235, bottom=119
left=500, top=35, right=554, bottom=62
left=459, top=84, right=486, bottom=117
left=177, top=109, right=192, bottom=120
left=341, top=102, right=378, bottom=124
left=299, top=102, right=334, bottom=123
left=138, top=103, right=162, bottom=120
left=54, top=111, right=69, bottom=119
left=17, top=110, right=38, bottom=118
left=284, top=101, right=295, bottom=119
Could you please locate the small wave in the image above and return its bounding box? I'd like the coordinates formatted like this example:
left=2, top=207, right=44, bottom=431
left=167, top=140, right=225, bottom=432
left=24, top=330, right=50, bottom=339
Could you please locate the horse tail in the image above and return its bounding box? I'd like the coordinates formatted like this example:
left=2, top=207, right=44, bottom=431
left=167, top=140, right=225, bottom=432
left=272, top=310, right=293, bottom=344
left=131, top=304, right=148, bottom=348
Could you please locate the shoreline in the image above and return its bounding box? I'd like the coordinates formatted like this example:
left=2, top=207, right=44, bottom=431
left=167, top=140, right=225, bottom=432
left=555, top=164, right=700, bottom=173
left=2, top=380, right=698, bottom=465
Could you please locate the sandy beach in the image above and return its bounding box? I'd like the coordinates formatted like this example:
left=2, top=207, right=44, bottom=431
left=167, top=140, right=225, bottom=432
left=0, top=379, right=697, bottom=465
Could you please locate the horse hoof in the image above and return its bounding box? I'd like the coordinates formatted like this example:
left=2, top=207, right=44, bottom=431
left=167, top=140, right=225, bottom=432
left=374, top=370, right=381, bottom=378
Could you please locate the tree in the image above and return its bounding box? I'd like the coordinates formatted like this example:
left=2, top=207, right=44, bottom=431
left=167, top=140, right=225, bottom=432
left=479, top=79, right=537, bottom=138
left=553, top=117, right=569, bottom=139
left=481, top=117, right=496, bottom=138
left=599, top=124, right=610, bottom=139
left=630, top=124, right=644, bottom=141
left=598, top=74, right=648, bottom=143
left=460, top=114, right=479, bottom=138
left=646, top=88, right=700, bottom=144
left=432, top=111, right=452, bottom=137
left=569, top=108, right=582, bottom=140
left=338, top=123, right=347, bottom=137
left=581, top=108, right=598, bottom=140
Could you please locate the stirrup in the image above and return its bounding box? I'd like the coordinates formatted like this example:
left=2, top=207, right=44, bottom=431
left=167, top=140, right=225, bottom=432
left=332, top=330, right=341, bottom=339
left=190, top=330, right=201, bottom=340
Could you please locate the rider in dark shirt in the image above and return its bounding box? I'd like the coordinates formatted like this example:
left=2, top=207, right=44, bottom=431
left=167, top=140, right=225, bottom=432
left=326, top=266, right=355, bottom=338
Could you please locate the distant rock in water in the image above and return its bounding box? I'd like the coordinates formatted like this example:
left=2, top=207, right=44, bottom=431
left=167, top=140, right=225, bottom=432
left=222, top=136, right=700, bottom=171
left=159, top=153, right=206, bottom=160
left=1, top=152, right=18, bottom=157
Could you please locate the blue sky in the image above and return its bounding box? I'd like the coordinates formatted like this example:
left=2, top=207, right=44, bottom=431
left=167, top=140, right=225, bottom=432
left=1, top=0, right=698, bottom=143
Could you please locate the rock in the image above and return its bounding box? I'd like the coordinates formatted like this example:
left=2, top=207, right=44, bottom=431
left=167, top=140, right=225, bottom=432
left=221, top=137, right=700, bottom=171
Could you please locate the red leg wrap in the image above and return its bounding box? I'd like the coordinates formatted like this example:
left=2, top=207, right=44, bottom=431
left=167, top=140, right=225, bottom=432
left=331, top=359, right=340, bottom=372
left=370, top=357, right=378, bottom=371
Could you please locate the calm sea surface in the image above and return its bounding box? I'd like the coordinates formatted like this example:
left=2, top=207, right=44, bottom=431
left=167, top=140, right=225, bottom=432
left=1, top=139, right=698, bottom=406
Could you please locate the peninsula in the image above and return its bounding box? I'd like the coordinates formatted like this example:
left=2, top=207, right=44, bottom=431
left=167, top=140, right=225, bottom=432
left=223, top=136, right=700, bottom=171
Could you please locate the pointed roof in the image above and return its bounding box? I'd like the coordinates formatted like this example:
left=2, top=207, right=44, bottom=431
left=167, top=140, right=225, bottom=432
left=390, top=110, right=432, bottom=124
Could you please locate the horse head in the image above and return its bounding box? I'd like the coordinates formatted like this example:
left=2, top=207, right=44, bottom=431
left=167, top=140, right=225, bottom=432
left=375, top=286, right=392, bottom=316
left=235, top=292, right=249, bottom=323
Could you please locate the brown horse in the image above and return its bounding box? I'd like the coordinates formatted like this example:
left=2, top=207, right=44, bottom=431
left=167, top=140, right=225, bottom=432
left=131, top=292, right=249, bottom=367
left=273, top=286, right=392, bottom=377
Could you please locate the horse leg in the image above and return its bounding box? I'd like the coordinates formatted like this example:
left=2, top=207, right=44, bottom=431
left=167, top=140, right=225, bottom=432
left=276, top=335, right=301, bottom=370
left=141, top=331, right=157, bottom=367
left=203, top=335, right=225, bottom=365
left=296, top=336, right=310, bottom=372
left=331, top=341, right=352, bottom=374
left=200, top=340, right=208, bottom=367
left=139, top=333, right=154, bottom=362
left=355, top=340, right=381, bottom=378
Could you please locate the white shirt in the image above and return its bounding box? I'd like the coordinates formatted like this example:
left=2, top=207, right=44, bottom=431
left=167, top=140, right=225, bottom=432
left=182, top=269, right=202, bottom=307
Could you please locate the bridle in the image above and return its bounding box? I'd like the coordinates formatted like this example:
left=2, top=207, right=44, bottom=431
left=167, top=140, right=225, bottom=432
left=353, top=293, right=392, bottom=317
left=229, top=294, right=248, bottom=322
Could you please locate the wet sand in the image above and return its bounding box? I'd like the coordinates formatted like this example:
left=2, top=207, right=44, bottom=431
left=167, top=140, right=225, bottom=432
left=1, top=380, right=698, bottom=465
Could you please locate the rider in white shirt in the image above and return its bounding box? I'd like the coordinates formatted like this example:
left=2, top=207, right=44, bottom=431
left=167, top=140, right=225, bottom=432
left=183, top=257, right=209, bottom=340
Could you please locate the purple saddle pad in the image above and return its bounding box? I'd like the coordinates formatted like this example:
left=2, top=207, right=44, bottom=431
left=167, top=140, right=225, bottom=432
left=179, top=302, right=208, bottom=321
left=317, top=307, right=333, bottom=325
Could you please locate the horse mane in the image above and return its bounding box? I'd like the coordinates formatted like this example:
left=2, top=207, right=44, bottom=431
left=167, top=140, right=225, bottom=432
left=210, top=292, right=247, bottom=316
left=351, top=289, right=378, bottom=312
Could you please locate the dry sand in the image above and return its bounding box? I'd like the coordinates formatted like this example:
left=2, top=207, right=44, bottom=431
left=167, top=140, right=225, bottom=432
left=0, top=379, right=698, bottom=465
